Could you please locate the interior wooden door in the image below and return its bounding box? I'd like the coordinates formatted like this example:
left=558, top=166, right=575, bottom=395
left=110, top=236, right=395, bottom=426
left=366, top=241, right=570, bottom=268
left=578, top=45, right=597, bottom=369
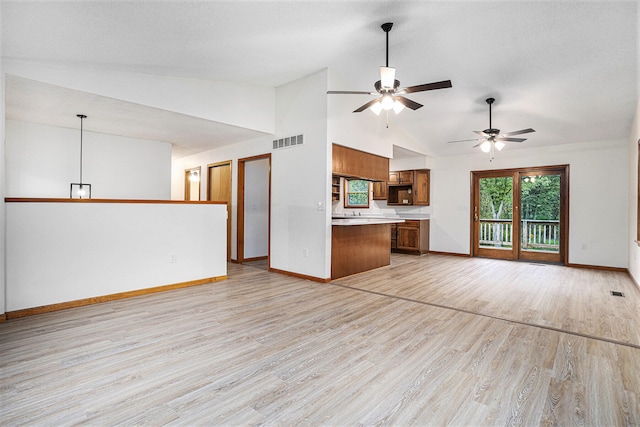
left=207, top=161, right=232, bottom=261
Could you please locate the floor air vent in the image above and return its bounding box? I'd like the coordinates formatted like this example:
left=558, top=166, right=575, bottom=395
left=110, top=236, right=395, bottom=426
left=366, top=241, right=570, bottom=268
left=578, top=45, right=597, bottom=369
left=273, top=134, right=303, bottom=150
left=610, top=291, right=625, bottom=297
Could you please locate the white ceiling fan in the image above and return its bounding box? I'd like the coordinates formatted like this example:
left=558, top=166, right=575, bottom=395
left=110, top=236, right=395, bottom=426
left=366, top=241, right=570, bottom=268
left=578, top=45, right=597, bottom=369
left=327, top=22, right=452, bottom=115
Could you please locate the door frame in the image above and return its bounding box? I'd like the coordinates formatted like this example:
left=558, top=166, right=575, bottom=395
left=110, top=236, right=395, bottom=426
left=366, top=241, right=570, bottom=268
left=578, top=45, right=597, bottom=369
left=470, top=164, right=569, bottom=264
left=207, top=160, right=232, bottom=261
left=237, top=154, right=271, bottom=265
left=184, top=166, right=201, bottom=201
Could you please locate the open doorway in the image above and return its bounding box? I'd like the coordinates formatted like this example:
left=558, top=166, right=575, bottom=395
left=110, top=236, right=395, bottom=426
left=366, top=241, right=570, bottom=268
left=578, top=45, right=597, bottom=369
left=471, top=165, right=569, bottom=264
left=237, top=154, right=271, bottom=267
left=184, top=166, right=201, bottom=201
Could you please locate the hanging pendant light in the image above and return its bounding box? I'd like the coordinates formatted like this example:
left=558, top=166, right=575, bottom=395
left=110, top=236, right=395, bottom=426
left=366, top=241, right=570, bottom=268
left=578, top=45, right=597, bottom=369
left=70, top=114, right=91, bottom=199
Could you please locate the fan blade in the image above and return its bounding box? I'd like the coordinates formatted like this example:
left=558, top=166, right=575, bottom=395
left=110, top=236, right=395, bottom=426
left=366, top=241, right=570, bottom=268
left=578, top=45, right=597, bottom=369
left=447, top=139, right=479, bottom=144
left=395, top=96, right=423, bottom=110
left=327, top=90, right=376, bottom=95
left=353, top=98, right=381, bottom=113
left=380, top=67, right=396, bottom=89
left=400, top=80, right=452, bottom=94
left=496, top=137, right=526, bottom=143
left=473, top=130, right=489, bottom=137
left=501, top=128, right=535, bottom=137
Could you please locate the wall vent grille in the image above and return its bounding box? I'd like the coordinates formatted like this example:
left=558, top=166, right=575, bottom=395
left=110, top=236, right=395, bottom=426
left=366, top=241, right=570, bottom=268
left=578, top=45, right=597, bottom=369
left=273, top=134, right=303, bottom=150
left=610, top=291, right=625, bottom=297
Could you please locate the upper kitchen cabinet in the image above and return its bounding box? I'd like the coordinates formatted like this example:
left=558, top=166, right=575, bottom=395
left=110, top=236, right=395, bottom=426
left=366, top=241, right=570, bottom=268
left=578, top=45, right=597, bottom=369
left=388, top=170, right=413, bottom=185
left=332, top=144, right=389, bottom=182
left=387, top=169, right=430, bottom=206
left=414, top=169, right=430, bottom=205
left=372, top=181, right=387, bottom=200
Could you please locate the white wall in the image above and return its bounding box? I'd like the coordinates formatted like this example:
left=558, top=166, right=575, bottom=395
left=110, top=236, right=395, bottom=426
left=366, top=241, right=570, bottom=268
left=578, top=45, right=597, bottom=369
left=1, top=12, right=6, bottom=316
left=172, top=70, right=332, bottom=279
left=5, top=120, right=172, bottom=199
left=6, top=201, right=227, bottom=311
left=431, top=139, right=629, bottom=268
left=244, top=157, right=269, bottom=259
left=6, top=61, right=276, bottom=134
left=271, top=70, right=330, bottom=279
left=172, top=138, right=271, bottom=260
left=628, top=98, right=640, bottom=286
left=326, top=70, right=422, bottom=159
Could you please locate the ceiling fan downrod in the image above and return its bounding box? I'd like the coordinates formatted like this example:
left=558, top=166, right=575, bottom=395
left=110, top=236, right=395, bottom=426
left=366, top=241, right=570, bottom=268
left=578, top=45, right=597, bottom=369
left=381, top=22, right=393, bottom=67
left=484, top=98, right=500, bottom=137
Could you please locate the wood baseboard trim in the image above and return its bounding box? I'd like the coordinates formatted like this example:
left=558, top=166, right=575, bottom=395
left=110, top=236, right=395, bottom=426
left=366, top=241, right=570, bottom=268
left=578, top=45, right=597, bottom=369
left=268, top=267, right=330, bottom=283
left=243, top=256, right=268, bottom=262
left=0, top=313, right=7, bottom=323
left=566, top=263, right=627, bottom=273
left=5, top=276, right=228, bottom=320
left=428, top=251, right=471, bottom=257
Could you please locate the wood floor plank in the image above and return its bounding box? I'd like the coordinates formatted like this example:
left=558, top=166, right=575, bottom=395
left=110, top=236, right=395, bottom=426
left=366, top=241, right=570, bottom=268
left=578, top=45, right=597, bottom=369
left=1, top=254, right=638, bottom=425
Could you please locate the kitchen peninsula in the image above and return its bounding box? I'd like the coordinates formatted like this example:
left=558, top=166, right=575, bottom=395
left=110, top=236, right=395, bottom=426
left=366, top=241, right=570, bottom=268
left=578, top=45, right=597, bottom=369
left=331, top=217, right=405, bottom=280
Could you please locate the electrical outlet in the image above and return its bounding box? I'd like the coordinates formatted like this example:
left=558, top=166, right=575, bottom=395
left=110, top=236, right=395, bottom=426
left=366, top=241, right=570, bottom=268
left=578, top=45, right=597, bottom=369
left=581, top=243, right=588, bottom=250
left=303, top=248, right=309, bottom=257
left=170, top=254, right=177, bottom=263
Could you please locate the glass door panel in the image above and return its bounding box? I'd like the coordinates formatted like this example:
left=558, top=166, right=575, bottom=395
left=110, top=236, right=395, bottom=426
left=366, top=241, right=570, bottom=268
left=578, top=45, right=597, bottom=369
left=479, top=177, right=514, bottom=249
left=474, top=174, right=517, bottom=260
left=518, top=172, right=563, bottom=263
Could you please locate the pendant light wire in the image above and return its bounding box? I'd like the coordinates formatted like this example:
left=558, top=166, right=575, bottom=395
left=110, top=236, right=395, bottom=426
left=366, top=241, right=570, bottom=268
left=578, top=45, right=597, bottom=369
left=77, top=114, right=86, bottom=184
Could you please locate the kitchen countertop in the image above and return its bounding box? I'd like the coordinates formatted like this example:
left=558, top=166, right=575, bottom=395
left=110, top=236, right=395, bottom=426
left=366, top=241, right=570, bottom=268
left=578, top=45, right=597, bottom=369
left=331, top=217, right=405, bottom=226
left=332, top=213, right=429, bottom=222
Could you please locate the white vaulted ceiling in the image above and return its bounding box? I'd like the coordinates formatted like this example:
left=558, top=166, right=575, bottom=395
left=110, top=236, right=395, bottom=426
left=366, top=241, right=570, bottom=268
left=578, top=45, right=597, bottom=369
left=2, top=1, right=638, bottom=158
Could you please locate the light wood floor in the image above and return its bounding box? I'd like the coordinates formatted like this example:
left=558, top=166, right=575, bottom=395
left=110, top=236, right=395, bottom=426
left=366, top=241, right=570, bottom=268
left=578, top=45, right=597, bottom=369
left=1, top=254, right=639, bottom=425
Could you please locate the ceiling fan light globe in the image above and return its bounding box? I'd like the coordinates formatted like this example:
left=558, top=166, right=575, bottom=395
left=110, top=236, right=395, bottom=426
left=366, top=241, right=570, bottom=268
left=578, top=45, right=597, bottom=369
left=380, top=67, right=396, bottom=89
left=370, top=101, right=383, bottom=115
left=392, top=100, right=405, bottom=114
left=494, top=141, right=505, bottom=151
left=480, top=140, right=492, bottom=153
left=381, top=95, right=395, bottom=110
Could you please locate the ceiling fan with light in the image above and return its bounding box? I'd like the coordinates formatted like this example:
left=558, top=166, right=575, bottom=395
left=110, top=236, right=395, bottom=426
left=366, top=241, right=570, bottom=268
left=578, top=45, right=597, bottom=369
left=327, top=22, right=452, bottom=116
left=448, top=97, right=535, bottom=160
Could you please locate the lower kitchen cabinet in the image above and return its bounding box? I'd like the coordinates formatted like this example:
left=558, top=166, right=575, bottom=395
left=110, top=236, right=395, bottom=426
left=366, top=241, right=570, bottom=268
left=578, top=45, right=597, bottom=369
left=391, top=219, right=429, bottom=254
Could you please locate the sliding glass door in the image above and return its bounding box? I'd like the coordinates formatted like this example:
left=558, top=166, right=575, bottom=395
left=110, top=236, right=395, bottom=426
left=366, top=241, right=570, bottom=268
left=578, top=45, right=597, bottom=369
left=472, top=166, right=568, bottom=263
left=475, top=172, right=515, bottom=260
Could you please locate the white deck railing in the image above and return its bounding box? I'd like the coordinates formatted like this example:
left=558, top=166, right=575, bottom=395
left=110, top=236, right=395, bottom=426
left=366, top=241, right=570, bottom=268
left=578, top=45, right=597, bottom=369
left=479, top=219, right=560, bottom=251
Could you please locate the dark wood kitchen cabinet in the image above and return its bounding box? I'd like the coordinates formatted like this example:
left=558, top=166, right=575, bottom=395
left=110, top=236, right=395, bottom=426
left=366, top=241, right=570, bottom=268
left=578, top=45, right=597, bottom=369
left=413, top=169, right=430, bottom=205
left=372, top=181, right=387, bottom=200
left=332, top=144, right=389, bottom=182
left=391, top=219, right=429, bottom=254
left=331, top=176, right=341, bottom=201
left=387, top=169, right=430, bottom=206
left=388, top=170, right=413, bottom=185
